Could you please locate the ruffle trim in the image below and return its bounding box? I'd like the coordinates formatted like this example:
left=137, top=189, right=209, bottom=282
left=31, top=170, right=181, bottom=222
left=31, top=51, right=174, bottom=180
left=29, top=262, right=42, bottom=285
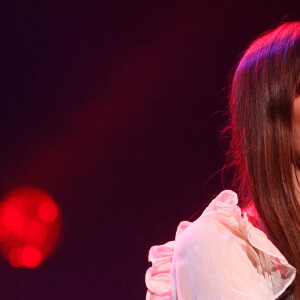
left=145, top=221, right=191, bottom=300
left=145, top=190, right=297, bottom=300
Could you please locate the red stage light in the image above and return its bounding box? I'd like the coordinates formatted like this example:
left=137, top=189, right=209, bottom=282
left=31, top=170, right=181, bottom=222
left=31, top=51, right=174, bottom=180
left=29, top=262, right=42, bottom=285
left=8, top=247, right=23, bottom=267
left=0, top=186, right=61, bottom=268
left=38, top=200, right=58, bottom=223
left=21, top=246, right=42, bottom=268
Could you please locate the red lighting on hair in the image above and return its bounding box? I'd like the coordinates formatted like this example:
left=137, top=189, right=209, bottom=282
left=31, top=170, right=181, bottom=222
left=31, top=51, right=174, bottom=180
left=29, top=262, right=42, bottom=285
left=0, top=186, right=61, bottom=268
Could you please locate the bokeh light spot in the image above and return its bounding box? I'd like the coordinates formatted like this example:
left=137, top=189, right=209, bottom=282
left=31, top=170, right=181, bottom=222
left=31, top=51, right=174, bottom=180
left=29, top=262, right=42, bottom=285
left=38, top=201, right=58, bottom=223
left=8, top=247, right=23, bottom=268
left=26, top=221, right=47, bottom=242
left=21, top=246, right=42, bottom=268
left=0, top=186, right=61, bottom=268
left=2, top=204, right=25, bottom=235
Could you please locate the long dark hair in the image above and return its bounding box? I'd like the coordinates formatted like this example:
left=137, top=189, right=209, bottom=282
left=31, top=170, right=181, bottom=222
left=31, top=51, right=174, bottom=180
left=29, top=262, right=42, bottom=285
left=224, top=21, right=300, bottom=298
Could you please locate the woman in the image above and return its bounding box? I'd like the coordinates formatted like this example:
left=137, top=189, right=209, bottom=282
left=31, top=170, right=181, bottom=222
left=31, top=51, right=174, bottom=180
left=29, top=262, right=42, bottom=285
left=145, top=21, right=300, bottom=299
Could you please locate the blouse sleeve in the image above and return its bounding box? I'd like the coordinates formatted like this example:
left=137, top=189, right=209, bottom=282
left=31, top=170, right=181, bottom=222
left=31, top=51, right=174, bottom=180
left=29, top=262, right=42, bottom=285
left=173, top=217, right=273, bottom=300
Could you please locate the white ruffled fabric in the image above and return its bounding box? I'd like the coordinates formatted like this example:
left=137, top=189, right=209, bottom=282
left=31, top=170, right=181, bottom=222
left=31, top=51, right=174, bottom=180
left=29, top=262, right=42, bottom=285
left=145, top=190, right=297, bottom=300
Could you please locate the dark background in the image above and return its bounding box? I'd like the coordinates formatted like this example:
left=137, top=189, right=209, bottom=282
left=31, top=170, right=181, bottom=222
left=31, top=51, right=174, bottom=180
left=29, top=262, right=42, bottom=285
left=0, top=1, right=299, bottom=299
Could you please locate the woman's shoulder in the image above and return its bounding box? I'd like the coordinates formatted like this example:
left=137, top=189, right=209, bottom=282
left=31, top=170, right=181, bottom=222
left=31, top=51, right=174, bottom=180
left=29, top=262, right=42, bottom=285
left=145, top=190, right=297, bottom=300
left=165, top=190, right=251, bottom=261
left=174, top=189, right=244, bottom=244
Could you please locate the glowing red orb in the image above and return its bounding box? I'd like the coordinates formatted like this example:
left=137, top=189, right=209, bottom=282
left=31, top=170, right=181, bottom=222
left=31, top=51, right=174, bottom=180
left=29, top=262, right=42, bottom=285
left=0, top=186, right=61, bottom=268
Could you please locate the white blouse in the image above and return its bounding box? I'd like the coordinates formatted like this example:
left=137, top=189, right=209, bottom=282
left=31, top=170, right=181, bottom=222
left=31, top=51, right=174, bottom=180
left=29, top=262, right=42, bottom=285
left=145, top=190, right=296, bottom=299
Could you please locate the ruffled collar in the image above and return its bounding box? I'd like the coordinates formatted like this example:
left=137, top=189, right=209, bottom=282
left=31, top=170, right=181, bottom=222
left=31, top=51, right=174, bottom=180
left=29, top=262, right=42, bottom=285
left=202, top=190, right=293, bottom=265
left=200, top=190, right=296, bottom=298
left=145, top=190, right=297, bottom=300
